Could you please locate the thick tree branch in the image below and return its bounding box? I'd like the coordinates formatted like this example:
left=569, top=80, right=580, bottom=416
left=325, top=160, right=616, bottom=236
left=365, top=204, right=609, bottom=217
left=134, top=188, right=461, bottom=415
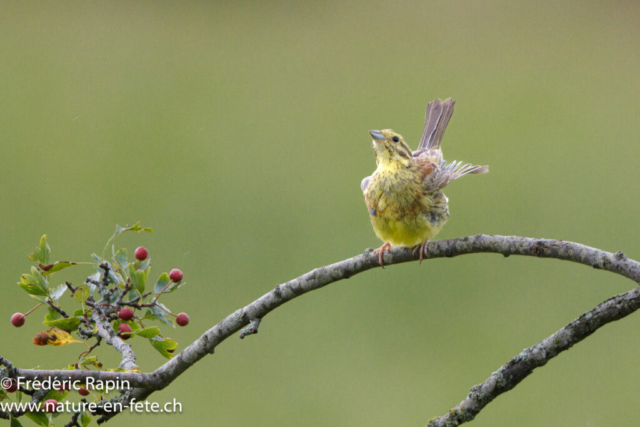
left=5, top=235, right=637, bottom=423
left=94, top=234, right=640, bottom=423
left=426, top=285, right=640, bottom=426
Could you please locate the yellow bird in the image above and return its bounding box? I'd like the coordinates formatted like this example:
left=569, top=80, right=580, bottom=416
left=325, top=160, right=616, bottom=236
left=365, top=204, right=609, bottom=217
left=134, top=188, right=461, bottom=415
left=361, top=98, right=488, bottom=267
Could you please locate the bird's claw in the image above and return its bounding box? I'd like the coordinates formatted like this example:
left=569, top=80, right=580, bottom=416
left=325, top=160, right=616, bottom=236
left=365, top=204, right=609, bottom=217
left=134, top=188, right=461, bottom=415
left=412, top=239, right=429, bottom=264
left=373, top=242, right=392, bottom=268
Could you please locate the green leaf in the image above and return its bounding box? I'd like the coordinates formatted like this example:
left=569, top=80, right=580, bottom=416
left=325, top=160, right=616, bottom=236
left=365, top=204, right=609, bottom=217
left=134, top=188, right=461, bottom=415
left=128, top=264, right=150, bottom=296
left=18, top=267, right=49, bottom=294
left=144, top=303, right=175, bottom=328
left=25, top=412, right=49, bottom=427
left=138, top=257, right=151, bottom=271
left=153, top=273, right=170, bottom=294
left=18, top=267, right=50, bottom=302
left=114, top=248, right=128, bottom=270
left=112, top=222, right=153, bottom=238
left=45, top=307, right=63, bottom=322
left=10, top=415, right=23, bottom=427
left=149, top=335, right=178, bottom=359
left=41, top=261, right=77, bottom=275
left=48, top=284, right=67, bottom=302
left=135, top=326, right=160, bottom=338
left=18, top=282, right=49, bottom=299
left=74, top=285, right=91, bottom=304
left=78, top=355, right=99, bottom=369
left=43, top=317, right=82, bottom=332
left=28, top=235, right=51, bottom=265
left=81, top=413, right=92, bottom=427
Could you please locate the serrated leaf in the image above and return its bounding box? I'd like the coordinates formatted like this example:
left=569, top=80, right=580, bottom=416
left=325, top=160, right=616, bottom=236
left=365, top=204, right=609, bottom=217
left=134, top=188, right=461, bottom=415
left=48, top=284, right=67, bottom=302
left=143, top=303, right=175, bottom=328
left=74, top=285, right=91, bottom=304
left=18, top=267, right=49, bottom=299
left=149, top=336, right=178, bottom=359
left=43, top=317, right=82, bottom=332
left=28, top=235, right=51, bottom=265
left=114, top=248, right=128, bottom=270
left=25, top=412, right=49, bottom=427
left=135, top=326, right=160, bottom=338
left=153, top=273, right=170, bottom=294
left=112, top=222, right=153, bottom=238
left=41, top=261, right=77, bottom=275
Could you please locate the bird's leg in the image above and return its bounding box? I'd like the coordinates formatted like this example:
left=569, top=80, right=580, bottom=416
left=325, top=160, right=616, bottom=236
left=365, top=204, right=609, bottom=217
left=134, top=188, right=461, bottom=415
left=373, top=242, right=392, bottom=268
left=412, top=239, right=429, bottom=264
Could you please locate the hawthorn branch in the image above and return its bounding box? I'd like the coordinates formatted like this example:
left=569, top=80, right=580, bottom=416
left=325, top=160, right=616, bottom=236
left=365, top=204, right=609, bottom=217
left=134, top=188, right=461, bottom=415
left=94, top=234, right=640, bottom=423
left=91, top=305, right=138, bottom=371
left=6, top=235, right=639, bottom=424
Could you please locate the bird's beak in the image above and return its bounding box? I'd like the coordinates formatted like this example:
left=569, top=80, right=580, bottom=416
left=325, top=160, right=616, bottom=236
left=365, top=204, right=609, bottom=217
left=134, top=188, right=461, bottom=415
left=369, top=130, right=385, bottom=140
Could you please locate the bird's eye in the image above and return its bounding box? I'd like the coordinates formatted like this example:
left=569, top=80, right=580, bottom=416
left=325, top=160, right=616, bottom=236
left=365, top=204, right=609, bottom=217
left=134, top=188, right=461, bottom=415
left=392, top=136, right=400, bottom=142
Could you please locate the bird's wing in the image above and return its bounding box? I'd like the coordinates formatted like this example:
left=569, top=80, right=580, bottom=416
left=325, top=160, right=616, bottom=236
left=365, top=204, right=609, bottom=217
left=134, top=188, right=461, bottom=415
left=423, top=160, right=489, bottom=192
left=360, top=175, right=372, bottom=193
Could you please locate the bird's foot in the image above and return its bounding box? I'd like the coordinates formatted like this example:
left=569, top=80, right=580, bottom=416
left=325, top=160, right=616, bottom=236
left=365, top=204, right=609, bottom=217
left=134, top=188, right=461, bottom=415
left=412, top=239, right=429, bottom=264
left=373, top=242, right=392, bottom=268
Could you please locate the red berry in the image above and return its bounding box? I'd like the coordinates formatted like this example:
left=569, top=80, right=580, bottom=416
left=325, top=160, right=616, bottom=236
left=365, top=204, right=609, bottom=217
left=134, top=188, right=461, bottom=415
left=44, top=399, right=58, bottom=413
left=78, top=387, right=90, bottom=396
left=134, top=247, right=149, bottom=261
left=119, top=308, right=134, bottom=321
left=118, top=323, right=132, bottom=340
left=176, top=313, right=189, bottom=327
left=169, top=269, right=183, bottom=283
left=6, top=379, right=18, bottom=393
left=11, top=313, right=25, bottom=327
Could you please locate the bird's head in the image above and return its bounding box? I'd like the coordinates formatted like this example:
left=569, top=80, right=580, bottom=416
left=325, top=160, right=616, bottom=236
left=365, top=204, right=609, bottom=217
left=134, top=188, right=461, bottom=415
left=369, top=129, right=413, bottom=165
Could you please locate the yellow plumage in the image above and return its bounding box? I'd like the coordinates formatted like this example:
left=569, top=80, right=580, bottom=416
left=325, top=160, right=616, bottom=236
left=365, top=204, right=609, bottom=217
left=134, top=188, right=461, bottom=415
left=361, top=99, right=488, bottom=265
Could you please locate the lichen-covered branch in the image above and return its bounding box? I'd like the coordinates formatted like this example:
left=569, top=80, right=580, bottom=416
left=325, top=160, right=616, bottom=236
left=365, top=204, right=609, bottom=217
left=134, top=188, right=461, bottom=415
left=90, top=305, right=138, bottom=371
left=95, top=234, right=640, bottom=423
left=4, top=236, right=637, bottom=424
left=426, top=285, right=640, bottom=426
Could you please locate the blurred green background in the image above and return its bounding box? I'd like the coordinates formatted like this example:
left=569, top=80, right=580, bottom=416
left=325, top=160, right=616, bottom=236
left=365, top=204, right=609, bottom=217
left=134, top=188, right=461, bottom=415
left=1, top=1, right=640, bottom=426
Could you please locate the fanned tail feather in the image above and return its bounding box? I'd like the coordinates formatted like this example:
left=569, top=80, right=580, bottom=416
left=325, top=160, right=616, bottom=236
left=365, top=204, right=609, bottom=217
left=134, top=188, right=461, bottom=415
left=417, top=98, right=456, bottom=152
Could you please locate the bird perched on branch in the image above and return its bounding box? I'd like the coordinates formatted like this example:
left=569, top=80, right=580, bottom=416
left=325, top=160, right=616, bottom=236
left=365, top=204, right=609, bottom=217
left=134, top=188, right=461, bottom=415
left=361, top=98, right=488, bottom=267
